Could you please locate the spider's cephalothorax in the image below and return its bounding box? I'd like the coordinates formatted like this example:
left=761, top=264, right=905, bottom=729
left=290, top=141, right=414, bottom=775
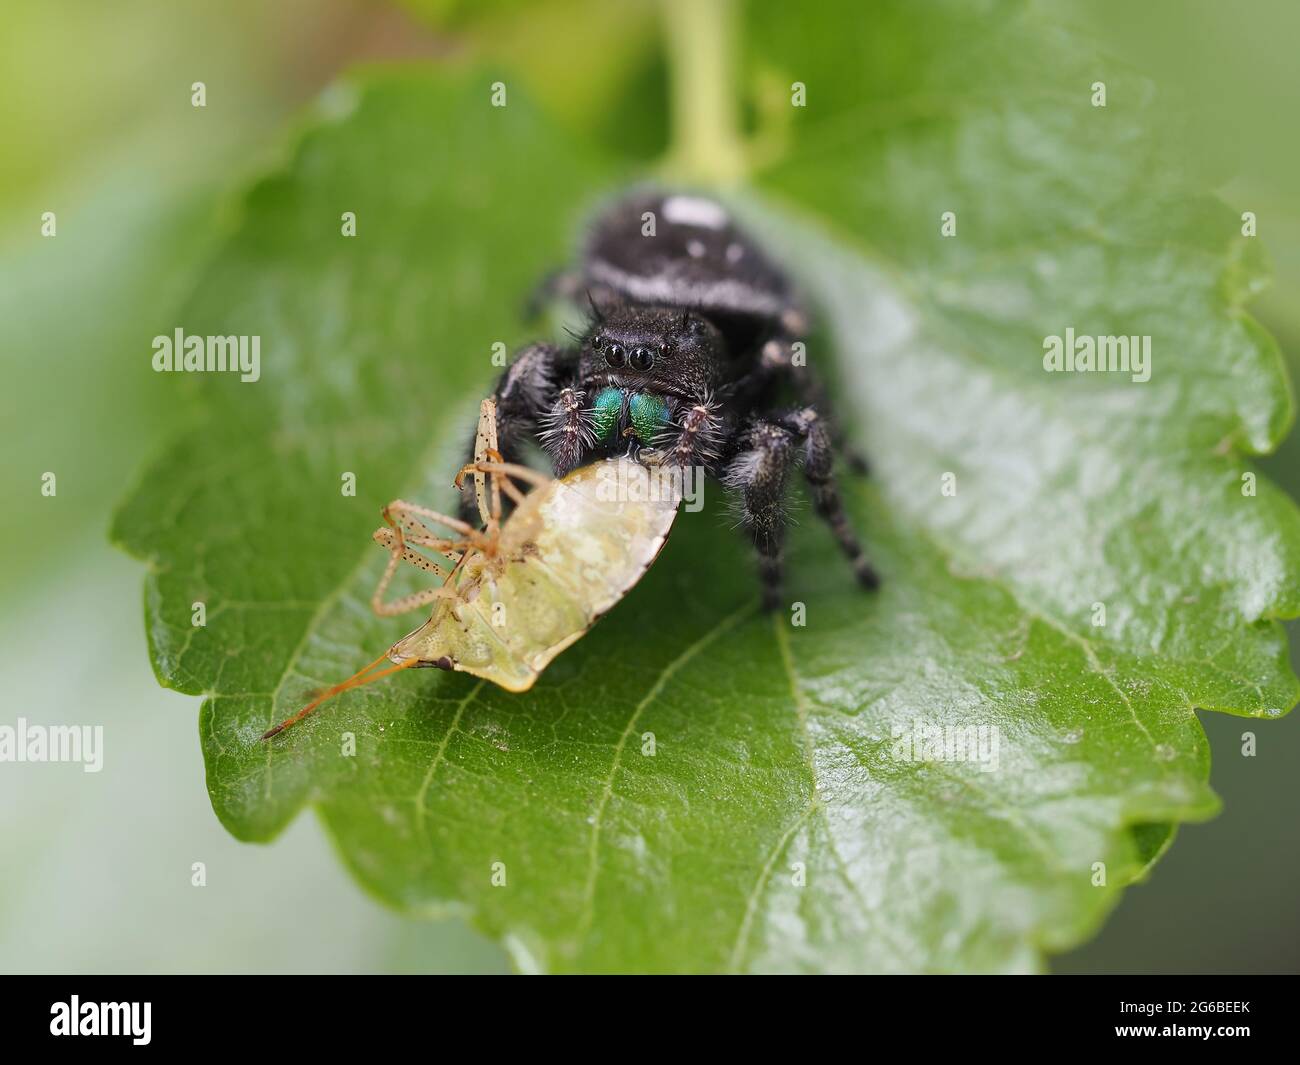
left=463, top=190, right=879, bottom=609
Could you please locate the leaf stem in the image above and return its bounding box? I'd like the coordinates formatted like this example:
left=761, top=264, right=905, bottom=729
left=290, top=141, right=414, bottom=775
left=660, top=0, right=747, bottom=185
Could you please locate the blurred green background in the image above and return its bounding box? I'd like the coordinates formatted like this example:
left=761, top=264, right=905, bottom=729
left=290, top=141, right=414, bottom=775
left=0, top=0, right=1296, bottom=973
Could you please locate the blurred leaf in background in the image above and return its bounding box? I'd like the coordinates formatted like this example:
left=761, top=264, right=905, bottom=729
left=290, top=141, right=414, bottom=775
left=1038, top=0, right=1300, bottom=972
left=1043, top=0, right=1300, bottom=339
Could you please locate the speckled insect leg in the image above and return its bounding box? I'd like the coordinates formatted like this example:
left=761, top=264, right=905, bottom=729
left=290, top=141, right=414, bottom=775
left=370, top=502, right=473, bottom=617
left=761, top=335, right=869, bottom=474
left=369, top=529, right=457, bottom=617
left=782, top=407, right=880, bottom=589
left=724, top=420, right=796, bottom=611
left=458, top=343, right=565, bottom=521
left=384, top=499, right=478, bottom=542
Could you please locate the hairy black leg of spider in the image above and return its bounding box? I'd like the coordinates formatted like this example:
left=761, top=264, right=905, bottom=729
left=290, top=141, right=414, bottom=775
left=760, top=335, right=869, bottom=474
left=657, top=396, right=725, bottom=472
left=539, top=378, right=596, bottom=476
left=782, top=406, right=880, bottom=589
left=457, top=343, right=566, bottom=521
left=724, top=420, right=797, bottom=611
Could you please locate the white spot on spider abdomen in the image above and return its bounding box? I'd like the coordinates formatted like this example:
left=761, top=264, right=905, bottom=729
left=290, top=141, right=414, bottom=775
left=662, top=195, right=729, bottom=230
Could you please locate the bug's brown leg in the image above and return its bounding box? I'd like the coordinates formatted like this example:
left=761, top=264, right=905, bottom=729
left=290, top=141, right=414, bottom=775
left=384, top=499, right=479, bottom=539
left=380, top=501, right=480, bottom=559
left=380, top=511, right=468, bottom=555
left=469, top=459, right=552, bottom=491
left=370, top=500, right=482, bottom=619
left=260, top=653, right=422, bottom=740
left=459, top=344, right=570, bottom=521
left=371, top=581, right=458, bottom=618
left=467, top=398, right=501, bottom=532
left=370, top=527, right=460, bottom=610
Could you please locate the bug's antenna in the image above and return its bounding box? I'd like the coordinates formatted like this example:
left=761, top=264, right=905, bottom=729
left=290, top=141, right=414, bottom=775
left=260, top=652, right=420, bottom=740
left=586, top=288, right=605, bottom=323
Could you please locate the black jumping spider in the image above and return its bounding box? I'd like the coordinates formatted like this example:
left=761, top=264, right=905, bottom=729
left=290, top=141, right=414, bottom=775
left=463, top=190, right=879, bottom=610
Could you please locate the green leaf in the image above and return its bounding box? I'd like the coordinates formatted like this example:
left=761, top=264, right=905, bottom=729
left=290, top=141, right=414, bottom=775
left=114, top=3, right=1300, bottom=973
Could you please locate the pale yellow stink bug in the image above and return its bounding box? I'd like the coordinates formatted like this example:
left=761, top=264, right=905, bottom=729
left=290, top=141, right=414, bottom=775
left=261, top=398, right=681, bottom=740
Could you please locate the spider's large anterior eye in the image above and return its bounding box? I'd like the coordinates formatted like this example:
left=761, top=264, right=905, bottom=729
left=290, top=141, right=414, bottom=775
left=630, top=346, right=654, bottom=371
left=605, top=342, right=626, bottom=368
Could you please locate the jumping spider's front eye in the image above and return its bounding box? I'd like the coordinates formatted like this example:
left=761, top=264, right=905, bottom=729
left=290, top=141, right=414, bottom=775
left=658, top=340, right=673, bottom=359
left=592, top=335, right=605, bottom=352
left=605, top=341, right=626, bottom=368
left=630, top=346, right=655, bottom=371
